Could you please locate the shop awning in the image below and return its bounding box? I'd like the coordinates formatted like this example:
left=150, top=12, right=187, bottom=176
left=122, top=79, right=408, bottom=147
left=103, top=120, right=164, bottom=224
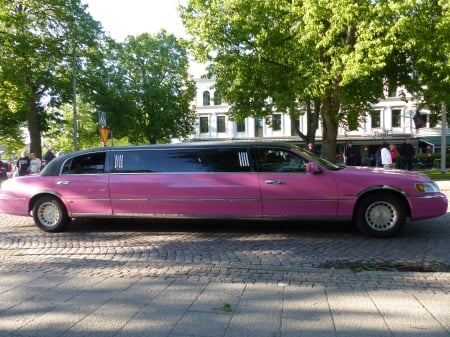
left=418, top=135, right=450, bottom=146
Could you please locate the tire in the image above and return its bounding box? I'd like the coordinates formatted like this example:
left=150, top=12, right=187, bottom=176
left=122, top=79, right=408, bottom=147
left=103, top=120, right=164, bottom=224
left=32, top=196, right=70, bottom=232
left=355, top=192, right=406, bottom=238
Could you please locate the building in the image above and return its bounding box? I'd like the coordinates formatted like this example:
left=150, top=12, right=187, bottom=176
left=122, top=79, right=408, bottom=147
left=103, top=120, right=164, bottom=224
left=188, top=67, right=449, bottom=166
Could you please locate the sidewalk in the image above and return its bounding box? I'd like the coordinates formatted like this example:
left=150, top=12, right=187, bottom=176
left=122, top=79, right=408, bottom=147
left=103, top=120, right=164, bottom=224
left=1, top=262, right=449, bottom=337
left=436, top=179, right=450, bottom=193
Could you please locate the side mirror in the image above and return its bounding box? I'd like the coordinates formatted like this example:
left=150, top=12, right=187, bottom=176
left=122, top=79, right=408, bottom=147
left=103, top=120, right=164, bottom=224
left=306, top=162, right=320, bottom=173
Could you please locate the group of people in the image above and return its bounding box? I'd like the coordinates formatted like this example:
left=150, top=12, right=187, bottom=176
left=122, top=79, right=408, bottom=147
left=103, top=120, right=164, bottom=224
left=345, top=138, right=416, bottom=170
left=4, top=149, right=56, bottom=179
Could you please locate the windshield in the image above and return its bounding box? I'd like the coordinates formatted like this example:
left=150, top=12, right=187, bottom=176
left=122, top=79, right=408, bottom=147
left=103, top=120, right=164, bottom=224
left=290, top=144, right=341, bottom=171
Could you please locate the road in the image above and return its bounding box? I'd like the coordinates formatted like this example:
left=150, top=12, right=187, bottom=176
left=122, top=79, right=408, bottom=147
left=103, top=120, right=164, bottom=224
left=1, top=211, right=449, bottom=290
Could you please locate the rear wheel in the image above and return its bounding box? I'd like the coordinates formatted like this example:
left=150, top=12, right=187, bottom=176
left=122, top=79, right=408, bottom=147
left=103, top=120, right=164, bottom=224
left=32, top=196, right=70, bottom=232
left=355, top=192, right=406, bottom=238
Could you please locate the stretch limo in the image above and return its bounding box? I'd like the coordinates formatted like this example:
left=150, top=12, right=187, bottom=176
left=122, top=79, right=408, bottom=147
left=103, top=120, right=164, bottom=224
left=0, top=142, right=447, bottom=237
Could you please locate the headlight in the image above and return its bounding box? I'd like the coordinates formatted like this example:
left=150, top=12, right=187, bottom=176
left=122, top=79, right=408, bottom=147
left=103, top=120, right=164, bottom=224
left=414, top=182, right=440, bottom=193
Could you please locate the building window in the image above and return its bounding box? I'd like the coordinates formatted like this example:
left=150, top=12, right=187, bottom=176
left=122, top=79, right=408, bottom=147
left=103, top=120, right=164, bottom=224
left=272, top=114, right=281, bottom=131
left=255, top=118, right=264, bottom=137
left=236, top=120, right=245, bottom=132
left=291, top=116, right=299, bottom=136
left=203, top=91, right=210, bottom=106
left=392, top=109, right=401, bottom=127
left=217, top=116, right=226, bottom=133
left=213, top=91, right=222, bottom=105
left=200, top=116, right=209, bottom=133
left=371, top=110, right=381, bottom=128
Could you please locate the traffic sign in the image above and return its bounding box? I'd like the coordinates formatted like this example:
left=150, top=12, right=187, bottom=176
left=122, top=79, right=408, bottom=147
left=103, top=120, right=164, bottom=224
left=98, top=111, right=107, bottom=127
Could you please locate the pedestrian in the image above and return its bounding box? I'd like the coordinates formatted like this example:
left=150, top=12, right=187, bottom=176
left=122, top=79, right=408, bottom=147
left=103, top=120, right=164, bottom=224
left=398, top=138, right=415, bottom=170
left=44, top=149, right=55, bottom=163
left=381, top=143, right=392, bottom=168
left=6, top=158, right=14, bottom=179
left=389, top=144, right=398, bottom=169
left=30, top=152, right=42, bottom=174
left=17, top=151, right=30, bottom=176
left=345, top=141, right=360, bottom=166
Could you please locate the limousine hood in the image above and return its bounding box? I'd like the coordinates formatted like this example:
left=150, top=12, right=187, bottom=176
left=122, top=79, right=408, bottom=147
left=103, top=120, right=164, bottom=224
left=341, top=165, right=431, bottom=181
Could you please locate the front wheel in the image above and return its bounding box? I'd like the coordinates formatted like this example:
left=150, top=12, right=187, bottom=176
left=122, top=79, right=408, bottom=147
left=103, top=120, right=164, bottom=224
left=32, top=196, right=70, bottom=232
left=355, top=192, right=406, bottom=238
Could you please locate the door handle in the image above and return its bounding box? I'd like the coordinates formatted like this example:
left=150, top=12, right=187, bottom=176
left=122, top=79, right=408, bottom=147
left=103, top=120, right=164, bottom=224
left=265, top=179, right=282, bottom=185
left=56, top=181, right=71, bottom=185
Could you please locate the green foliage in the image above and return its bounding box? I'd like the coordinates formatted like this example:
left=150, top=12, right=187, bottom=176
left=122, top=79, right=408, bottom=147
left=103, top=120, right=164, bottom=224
left=88, top=31, right=197, bottom=145
left=0, top=0, right=106, bottom=156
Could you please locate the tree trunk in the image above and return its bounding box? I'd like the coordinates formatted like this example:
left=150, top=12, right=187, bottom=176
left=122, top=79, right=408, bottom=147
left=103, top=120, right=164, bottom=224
left=320, top=85, right=341, bottom=162
left=27, top=97, right=42, bottom=158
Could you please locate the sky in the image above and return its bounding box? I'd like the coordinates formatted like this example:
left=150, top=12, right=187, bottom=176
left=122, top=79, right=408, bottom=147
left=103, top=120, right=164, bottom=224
left=82, top=0, right=188, bottom=41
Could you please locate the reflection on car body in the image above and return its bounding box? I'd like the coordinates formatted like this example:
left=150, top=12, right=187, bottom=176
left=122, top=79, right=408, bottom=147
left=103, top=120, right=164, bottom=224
left=0, top=142, right=447, bottom=237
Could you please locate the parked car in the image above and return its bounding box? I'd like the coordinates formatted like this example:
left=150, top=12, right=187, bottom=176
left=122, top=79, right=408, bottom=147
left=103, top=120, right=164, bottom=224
left=0, top=142, right=447, bottom=237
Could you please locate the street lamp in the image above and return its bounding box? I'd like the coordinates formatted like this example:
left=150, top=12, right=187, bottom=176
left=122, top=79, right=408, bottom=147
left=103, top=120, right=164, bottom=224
left=441, top=102, right=447, bottom=174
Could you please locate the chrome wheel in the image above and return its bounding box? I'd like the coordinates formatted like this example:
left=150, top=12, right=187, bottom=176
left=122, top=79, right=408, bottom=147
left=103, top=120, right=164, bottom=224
left=37, top=201, right=61, bottom=228
left=33, top=196, right=69, bottom=232
left=365, top=200, right=398, bottom=231
left=355, top=192, right=406, bottom=238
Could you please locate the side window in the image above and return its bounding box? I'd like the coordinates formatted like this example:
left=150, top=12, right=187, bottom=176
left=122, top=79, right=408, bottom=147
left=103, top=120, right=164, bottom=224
left=111, top=150, right=182, bottom=173
left=196, top=148, right=251, bottom=172
left=62, top=152, right=106, bottom=175
left=253, top=148, right=307, bottom=173
left=112, top=148, right=252, bottom=173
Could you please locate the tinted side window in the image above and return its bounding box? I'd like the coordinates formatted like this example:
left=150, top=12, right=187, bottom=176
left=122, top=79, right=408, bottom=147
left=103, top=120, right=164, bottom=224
left=197, top=148, right=251, bottom=172
left=112, top=148, right=251, bottom=173
left=62, top=152, right=106, bottom=175
left=253, top=147, right=307, bottom=173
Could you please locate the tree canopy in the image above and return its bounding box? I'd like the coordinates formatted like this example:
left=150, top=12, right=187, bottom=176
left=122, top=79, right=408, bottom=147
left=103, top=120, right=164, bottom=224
left=0, top=0, right=106, bottom=157
left=88, top=31, right=196, bottom=144
left=0, top=1, right=197, bottom=157
left=180, top=0, right=450, bottom=161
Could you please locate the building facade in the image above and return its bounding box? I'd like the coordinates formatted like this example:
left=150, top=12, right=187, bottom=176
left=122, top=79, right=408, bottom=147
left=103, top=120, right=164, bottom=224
left=188, top=73, right=449, bottom=166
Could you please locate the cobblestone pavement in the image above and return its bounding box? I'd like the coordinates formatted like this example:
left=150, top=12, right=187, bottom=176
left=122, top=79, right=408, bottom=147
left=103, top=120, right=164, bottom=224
left=1, top=207, right=449, bottom=291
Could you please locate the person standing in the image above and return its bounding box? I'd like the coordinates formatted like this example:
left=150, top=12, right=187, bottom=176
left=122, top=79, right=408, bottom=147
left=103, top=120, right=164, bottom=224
left=398, top=138, right=415, bottom=170
left=381, top=143, right=392, bottom=168
left=389, top=144, right=398, bottom=169
left=345, top=141, right=360, bottom=166
left=44, top=149, right=56, bottom=163
left=17, top=152, right=31, bottom=176
left=30, top=153, right=42, bottom=174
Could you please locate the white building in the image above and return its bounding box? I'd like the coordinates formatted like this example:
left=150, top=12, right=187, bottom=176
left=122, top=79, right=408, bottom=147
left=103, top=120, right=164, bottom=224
left=188, top=67, right=449, bottom=165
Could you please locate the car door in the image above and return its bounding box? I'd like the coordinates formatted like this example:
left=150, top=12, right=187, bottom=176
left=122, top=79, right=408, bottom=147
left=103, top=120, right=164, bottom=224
left=252, top=146, right=339, bottom=218
left=108, top=147, right=262, bottom=217
left=55, top=151, right=112, bottom=216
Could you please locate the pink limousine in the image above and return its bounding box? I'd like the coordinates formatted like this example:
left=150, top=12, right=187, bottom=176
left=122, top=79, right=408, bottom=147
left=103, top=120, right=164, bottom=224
left=0, top=142, right=447, bottom=237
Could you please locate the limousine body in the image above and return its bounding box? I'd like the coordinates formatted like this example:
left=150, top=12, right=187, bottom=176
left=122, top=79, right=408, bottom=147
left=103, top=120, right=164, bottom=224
left=0, top=142, right=447, bottom=237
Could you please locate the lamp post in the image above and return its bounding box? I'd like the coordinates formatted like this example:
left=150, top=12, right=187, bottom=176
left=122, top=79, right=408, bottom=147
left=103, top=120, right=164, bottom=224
left=441, top=102, right=447, bottom=174
left=72, top=45, right=78, bottom=152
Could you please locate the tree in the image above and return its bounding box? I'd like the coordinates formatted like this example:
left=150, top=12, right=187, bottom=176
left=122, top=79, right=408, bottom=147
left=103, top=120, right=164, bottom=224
left=400, top=0, right=450, bottom=109
left=0, top=0, right=105, bottom=157
left=180, top=0, right=429, bottom=161
left=87, top=31, right=197, bottom=145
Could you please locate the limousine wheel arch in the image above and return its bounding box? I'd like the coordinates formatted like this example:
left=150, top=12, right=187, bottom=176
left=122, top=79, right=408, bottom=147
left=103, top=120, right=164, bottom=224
left=32, top=195, right=70, bottom=232
left=354, top=191, right=407, bottom=238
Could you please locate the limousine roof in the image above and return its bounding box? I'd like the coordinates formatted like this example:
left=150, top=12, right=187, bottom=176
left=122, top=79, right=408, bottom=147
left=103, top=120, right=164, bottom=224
left=41, top=141, right=304, bottom=176
left=64, top=141, right=301, bottom=156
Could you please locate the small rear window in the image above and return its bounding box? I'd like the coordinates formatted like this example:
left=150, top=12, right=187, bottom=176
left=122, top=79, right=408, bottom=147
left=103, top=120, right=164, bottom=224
left=62, top=152, right=106, bottom=175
